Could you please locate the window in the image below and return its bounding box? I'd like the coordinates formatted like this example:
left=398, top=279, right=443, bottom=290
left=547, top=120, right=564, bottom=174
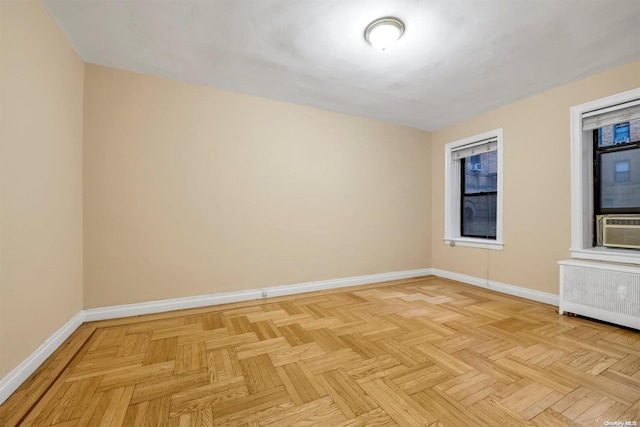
left=444, top=128, right=503, bottom=250
left=461, top=152, right=498, bottom=238
left=570, top=88, right=640, bottom=264
left=594, top=122, right=640, bottom=213
left=591, top=105, right=640, bottom=226
left=614, top=160, right=630, bottom=183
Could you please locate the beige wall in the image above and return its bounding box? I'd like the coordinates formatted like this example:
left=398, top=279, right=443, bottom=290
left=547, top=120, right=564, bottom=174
left=431, top=60, right=640, bottom=295
left=0, top=1, right=84, bottom=378
left=83, top=65, right=431, bottom=308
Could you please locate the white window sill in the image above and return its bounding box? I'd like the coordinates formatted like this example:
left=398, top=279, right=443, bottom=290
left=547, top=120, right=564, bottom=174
left=570, top=247, right=640, bottom=265
left=444, top=237, right=504, bottom=250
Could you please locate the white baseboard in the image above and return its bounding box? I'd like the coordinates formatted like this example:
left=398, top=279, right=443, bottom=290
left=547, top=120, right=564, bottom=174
left=83, top=268, right=558, bottom=324
left=83, top=289, right=264, bottom=322
left=0, top=266, right=557, bottom=407
left=431, top=268, right=559, bottom=306
left=0, top=311, right=84, bottom=406
left=264, top=268, right=433, bottom=298
left=83, top=268, right=432, bottom=322
left=0, top=268, right=431, bottom=406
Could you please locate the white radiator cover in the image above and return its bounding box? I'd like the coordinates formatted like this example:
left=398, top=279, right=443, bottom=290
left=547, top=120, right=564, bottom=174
left=559, top=259, right=640, bottom=330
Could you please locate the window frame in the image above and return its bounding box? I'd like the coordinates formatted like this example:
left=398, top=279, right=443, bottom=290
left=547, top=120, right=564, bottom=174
left=570, top=87, right=640, bottom=264
left=444, top=128, right=504, bottom=250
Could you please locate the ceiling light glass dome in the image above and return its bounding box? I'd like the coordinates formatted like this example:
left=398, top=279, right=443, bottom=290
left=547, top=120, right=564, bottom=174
left=364, top=17, right=405, bottom=51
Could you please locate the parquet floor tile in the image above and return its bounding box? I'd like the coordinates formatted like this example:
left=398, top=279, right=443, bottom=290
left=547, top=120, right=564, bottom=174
left=1, top=276, right=639, bottom=426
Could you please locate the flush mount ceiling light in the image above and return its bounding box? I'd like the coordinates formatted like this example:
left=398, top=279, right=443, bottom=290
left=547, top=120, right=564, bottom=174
left=364, top=17, right=405, bottom=51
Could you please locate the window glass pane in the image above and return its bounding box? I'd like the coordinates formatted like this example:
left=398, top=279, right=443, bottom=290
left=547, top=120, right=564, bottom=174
left=462, top=194, right=497, bottom=239
left=615, top=160, right=630, bottom=183
left=616, top=160, right=630, bottom=172
left=597, top=118, right=640, bottom=147
left=600, top=149, right=640, bottom=208
left=464, top=151, right=497, bottom=194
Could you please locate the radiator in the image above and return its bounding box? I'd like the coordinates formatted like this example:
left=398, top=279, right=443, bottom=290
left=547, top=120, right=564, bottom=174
left=559, top=259, right=640, bottom=330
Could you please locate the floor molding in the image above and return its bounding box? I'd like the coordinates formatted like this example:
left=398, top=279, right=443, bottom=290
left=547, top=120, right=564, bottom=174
left=1, top=268, right=430, bottom=406
left=83, top=289, right=264, bottom=322
left=431, top=268, right=559, bottom=306
left=5, top=277, right=628, bottom=426
left=83, top=268, right=432, bottom=322
left=1, top=266, right=559, bottom=407
left=263, top=268, right=433, bottom=298
left=0, top=311, right=84, bottom=406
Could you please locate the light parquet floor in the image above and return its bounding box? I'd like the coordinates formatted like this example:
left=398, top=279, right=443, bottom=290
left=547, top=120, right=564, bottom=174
left=1, top=276, right=640, bottom=426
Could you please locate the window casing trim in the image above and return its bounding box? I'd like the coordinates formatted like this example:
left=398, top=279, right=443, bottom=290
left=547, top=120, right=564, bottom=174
left=444, top=128, right=504, bottom=250
left=570, top=87, right=640, bottom=264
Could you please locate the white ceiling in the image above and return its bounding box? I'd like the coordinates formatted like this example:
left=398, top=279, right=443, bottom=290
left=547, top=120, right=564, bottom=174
left=44, top=0, right=640, bottom=131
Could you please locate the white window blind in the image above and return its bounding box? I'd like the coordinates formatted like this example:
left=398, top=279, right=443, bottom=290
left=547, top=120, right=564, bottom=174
left=582, top=99, right=640, bottom=131
left=451, top=137, right=497, bottom=160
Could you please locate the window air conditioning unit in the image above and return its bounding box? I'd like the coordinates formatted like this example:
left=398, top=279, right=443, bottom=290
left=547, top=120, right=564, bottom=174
left=602, top=216, right=640, bottom=249
left=471, top=163, right=482, bottom=171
